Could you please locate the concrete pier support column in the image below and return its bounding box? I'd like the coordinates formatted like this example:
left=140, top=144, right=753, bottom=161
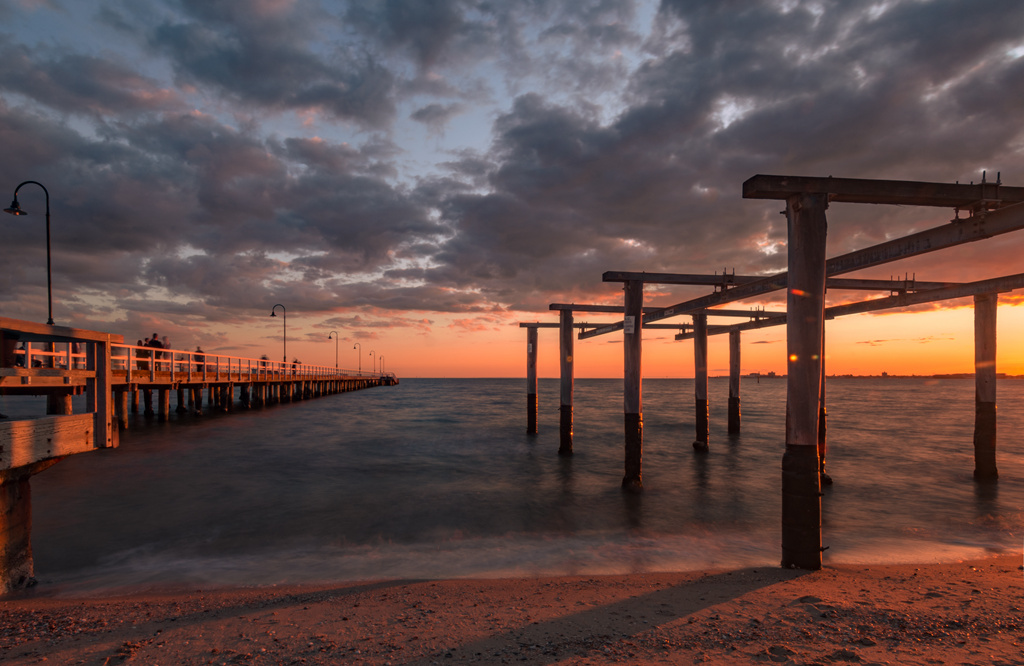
left=728, top=330, right=741, bottom=434
left=142, top=388, right=154, bottom=417
left=622, top=279, right=644, bottom=492
left=158, top=388, right=170, bottom=420
left=693, top=313, right=709, bottom=452
left=116, top=389, right=129, bottom=429
left=527, top=326, right=538, bottom=435
left=782, top=192, right=828, bottom=571
left=559, top=310, right=574, bottom=456
left=974, top=292, right=998, bottom=482
left=46, top=393, right=72, bottom=415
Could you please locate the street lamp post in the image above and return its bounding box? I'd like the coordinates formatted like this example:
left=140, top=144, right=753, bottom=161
left=5, top=180, right=53, bottom=325
left=328, top=330, right=339, bottom=369
left=369, top=349, right=375, bottom=374
left=270, top=304, right=286, bottom=363
left=353, top=342, right=361, bottom=374
left=380, top=355, right=385, bottom=374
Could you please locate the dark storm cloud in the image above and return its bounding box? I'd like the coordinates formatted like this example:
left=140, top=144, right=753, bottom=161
left=0, top=36, right=181, bottom=116
left=409, top=102, right=465, bottom=133
left=4, top=0, right=1024, bottom=335
left=145, top=1, right=397, bottom=127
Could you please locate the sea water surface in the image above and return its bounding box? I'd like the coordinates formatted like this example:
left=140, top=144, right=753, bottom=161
left=15, top=377, right=1024, bottom=593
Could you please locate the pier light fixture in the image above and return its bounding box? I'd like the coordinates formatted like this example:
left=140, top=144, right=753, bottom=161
left=5, top=180, right=54, bottom=325
left=328, top=330, right=339, bottom=369
left=352, top=342, right=361, bottom=374
left=380, top=355, right=385, bottom=374
left=270, top=304, right=286, bottom=363
left=369, top=349, right=375, bottom=374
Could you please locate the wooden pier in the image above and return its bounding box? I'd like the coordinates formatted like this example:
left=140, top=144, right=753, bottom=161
left=522, top=173, right=1024, bottom=571
left=0, top=316, right=397, bottom=594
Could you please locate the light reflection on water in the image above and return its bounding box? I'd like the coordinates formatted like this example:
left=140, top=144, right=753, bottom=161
left=18, top=377, right=1024, bottom=593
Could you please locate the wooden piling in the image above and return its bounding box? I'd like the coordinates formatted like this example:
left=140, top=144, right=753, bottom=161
left=973, top=293, right=998, bottom=481
left=559, top=310, right=574, bottom=456
left=728, top=329, right=741, bottom=433
left=176, top=387, right=188, bottom=414
left=527, top=326, right=538, bottom=435
left=693, top=313, right=709, bottom=451
left=818, top=330, right=831, bottom=485
left=622, top=280, right=644, bottom=491
left=0, top=468, right=37, bottom=592
left=782, top=192, right=827, bottom=570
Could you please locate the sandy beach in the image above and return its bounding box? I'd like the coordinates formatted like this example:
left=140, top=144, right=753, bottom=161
left=1, top=553, right=1021, bottom=665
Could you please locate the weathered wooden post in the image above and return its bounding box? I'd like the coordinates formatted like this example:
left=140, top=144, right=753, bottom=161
left=973, top=292, right=998, bottom=481
left=527, top=326, right=538, bottom=435
left=728, top=329, right=741, bottom=433
left=693, top=313, right=709, bottom=451
left=782, top=192, right=827, bottom=570
left=176, top=386, right=188, bottom=414
left=818, top=329, right=831, bottom=485
left=623, top=279, right=643, bottom=492
left=559, top=310, right=574, bottom=456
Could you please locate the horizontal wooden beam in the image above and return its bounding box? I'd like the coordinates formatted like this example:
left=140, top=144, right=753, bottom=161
left=548, top=303, right=662, bottom=313
left=674, top=272, right=1024, bottom=339
left=626, top=199, right=1024, bottom=333
left=602, top=272, right=760, bottom=286
left=742, top=174, right=1024, bottom=208
left=519, top=322, right=682, bottom=330
left=0, top=414, right=97, bottom=470
left=602, top=271, right=955, bottom=292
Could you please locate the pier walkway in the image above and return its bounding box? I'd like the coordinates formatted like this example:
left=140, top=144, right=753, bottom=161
left=0, top=316, right=397, bottom=593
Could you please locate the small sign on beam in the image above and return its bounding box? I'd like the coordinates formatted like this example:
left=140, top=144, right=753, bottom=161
left=624, top=315, right=635, bottom=334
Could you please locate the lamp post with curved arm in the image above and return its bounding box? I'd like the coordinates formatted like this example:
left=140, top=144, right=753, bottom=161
left=328, top=330, right=339, bottom=369
left=353, top=342, right=361, bottom=374
left=270, top=304, right=286, bottom=363
left=380, top=355, right=385, bottom=374
left=4, top=180, right=53, bottom=325
left=369, top=349, right=375, bottom=375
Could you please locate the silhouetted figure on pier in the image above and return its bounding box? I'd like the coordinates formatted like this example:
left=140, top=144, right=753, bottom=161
left=136, top=340, right=149, bottom=370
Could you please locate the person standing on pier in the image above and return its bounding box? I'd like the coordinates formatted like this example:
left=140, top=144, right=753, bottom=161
left=137, top=339, right=149, bottom=370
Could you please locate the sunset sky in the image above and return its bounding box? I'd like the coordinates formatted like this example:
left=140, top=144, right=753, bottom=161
left=2, top=0, right=1024, bottom=378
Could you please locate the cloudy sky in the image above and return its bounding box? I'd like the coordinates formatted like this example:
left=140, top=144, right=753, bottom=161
left=2, top=0, right=1023, bottom=377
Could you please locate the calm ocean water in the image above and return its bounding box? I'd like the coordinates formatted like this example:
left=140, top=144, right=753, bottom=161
left=12, top=377, right=1024, bottom=593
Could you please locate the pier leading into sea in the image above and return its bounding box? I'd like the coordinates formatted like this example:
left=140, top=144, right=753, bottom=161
left=0, top=316, right=398, bottom=594
left=521, top=173, right=1024, bottom=571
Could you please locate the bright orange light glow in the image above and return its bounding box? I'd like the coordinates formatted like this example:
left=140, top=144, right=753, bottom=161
left=201, top=302, right=1024, bottom=379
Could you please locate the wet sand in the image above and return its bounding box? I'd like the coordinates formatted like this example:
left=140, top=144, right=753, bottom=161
left=1, top=553, right=1022, bottom=665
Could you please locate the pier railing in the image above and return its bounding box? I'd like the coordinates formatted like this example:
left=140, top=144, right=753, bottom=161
left=7, top=341, right=380, bottom=382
